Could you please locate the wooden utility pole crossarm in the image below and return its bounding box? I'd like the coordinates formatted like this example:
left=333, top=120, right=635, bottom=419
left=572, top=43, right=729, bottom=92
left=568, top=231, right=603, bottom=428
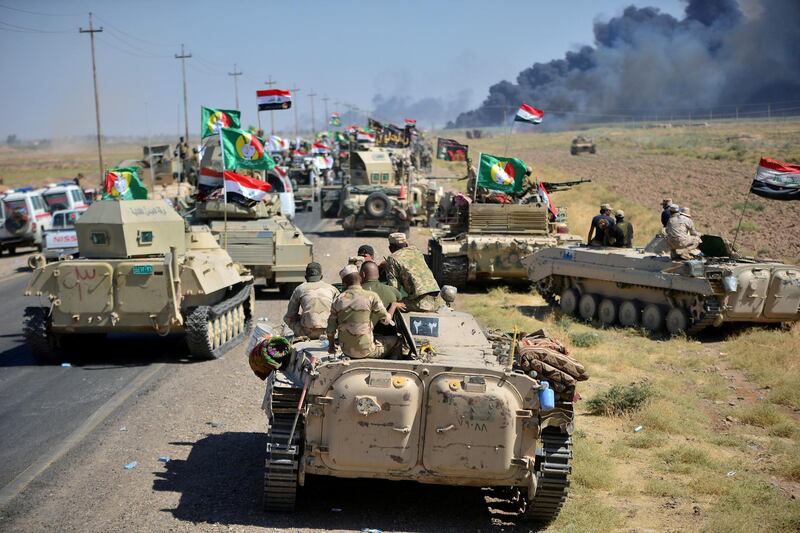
left=79, top=12, right=104, bottom=181
left=228, top=64, right=243, bottom=110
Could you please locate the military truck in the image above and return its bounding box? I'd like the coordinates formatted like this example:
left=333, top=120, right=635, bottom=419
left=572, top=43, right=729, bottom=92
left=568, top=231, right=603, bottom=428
left=119, top=144, right=191, bottom=188
left=23, top=199, right=254, bottom=364
left=259, top=303, right=584, bottom=525
left=192, top=136, right=313, bottom=293
left=570, top=136, right=596, bottom=155
left=428, top=182, right=587, bottom=289
left=287, top=159, right=318, bottom=212
left=524, top=234, right=800, bottom=335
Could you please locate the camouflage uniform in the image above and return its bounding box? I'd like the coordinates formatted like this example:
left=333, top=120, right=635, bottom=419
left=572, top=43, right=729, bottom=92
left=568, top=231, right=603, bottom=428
left=362, top=279, right=404, bottom=358
left=666, top=209, right=701, bottom=258
left=326, top=285, right=391, bottom=359
left=386, top=243, right=443, bottom=312
left=284, top=281, right=339, bottom=339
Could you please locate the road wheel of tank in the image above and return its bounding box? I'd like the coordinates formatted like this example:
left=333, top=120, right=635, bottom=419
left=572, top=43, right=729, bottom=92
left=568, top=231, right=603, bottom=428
left=438, top=255, right=468, bottom=290
left=535, top=277, right=559, bottom=307
left=642, top=304, right=664, bottom=333
left=578, top=294, right=597, bottom=321
left=618, top=300, right=640, bottom=327
left=521, top=427, right=572, bottom=524
left=666, top=307, right=689, bottom=335
left=23, top=306, right=60, bottom=365
left=264, top=384, right=303, bottom=512
left=598, top=298, right=618, bottom=326
left=559, top=289, right=579, bottom=316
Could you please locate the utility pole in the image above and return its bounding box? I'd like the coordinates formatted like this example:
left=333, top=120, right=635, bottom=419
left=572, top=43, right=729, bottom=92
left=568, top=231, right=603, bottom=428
left=322, top=96, right=330, bottom=128
left=228, top=64, right=242, bottom=110
left=291, top=86, right=301, bottom=138
left=308, top=90, right=317, bottom=136
left=79, top=12, right=104, bottom=181
left=174, top=43, right=191, bottom=144
left=264, top=75, right=276, bottom=135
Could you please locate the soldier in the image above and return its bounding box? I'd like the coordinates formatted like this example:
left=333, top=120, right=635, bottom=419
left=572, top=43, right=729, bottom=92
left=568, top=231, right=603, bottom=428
left=601, top=218, right=625, bottom=247
left=357, top=244, right=375, bottom=263
left=385, top=232, right=443, bottom=312
left=361, top=261, right=406, bottom=358
left=614, top=210, right=634, bottom=247
left=326, top=264, right=393, bottom=358
left=666, top=204, right=702, bottom=259
left=587, top=204, right=615, bottom=246
left=465, top=157, right=478, bottom=198
left=660, top=197, right=673, bottom=227
left=283, top=262, right=339, bottom=339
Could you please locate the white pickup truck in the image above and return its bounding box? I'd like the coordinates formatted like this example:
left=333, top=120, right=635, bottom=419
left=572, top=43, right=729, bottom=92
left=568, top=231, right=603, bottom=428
left=41, top=208, right=86, bottom=261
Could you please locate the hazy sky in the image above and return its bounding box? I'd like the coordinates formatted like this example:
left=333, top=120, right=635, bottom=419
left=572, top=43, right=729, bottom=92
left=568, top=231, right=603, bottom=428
left=0, top=0, right=684, bottom=139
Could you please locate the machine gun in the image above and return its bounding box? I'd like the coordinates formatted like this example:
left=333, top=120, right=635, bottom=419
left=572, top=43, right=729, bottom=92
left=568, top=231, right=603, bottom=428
left=540, top=178, right=591, bottom=192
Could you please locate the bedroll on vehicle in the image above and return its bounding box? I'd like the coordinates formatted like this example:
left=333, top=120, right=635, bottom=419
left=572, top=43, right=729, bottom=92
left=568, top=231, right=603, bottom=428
left=23, top=199, right=255, bottom=364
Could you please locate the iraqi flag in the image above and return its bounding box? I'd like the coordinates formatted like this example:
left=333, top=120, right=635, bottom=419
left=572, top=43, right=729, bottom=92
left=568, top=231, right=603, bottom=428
left=257, top=89, right=292, bottom=111
left=312, top=142, right=331, bottom=154
left=514, top=103, right=544, bottom=125
left=224, top=171, right=272, bottom=202
left=750, top=157, right=800, bottom=200
left=404, top=118, right=416, bottom=126
left=356, top=129, right=375, bottom=142
left=539, top=182, right=558, bottom=218
left=198, top=167, right=223, bottom=188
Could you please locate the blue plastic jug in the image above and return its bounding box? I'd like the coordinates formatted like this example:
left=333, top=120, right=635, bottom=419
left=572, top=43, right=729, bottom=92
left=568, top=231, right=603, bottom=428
left=539, top=380, right=555, bottom=410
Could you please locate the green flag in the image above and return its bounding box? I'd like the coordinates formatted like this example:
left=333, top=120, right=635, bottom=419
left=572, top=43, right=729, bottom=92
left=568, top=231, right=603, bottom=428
left=476, top=153, right=527, bottom=193
left=201, top=106, right=241, bottom=138
left=220, top=127, right=275, bottom=171
left=102, top=167, right=148, bottom=200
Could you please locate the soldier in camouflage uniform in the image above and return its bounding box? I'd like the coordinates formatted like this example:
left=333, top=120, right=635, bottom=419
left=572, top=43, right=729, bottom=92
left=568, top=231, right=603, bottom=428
left=326, top=264, right=393, bottom=359
left=283, top=262, right=339, bottom=339
left=385, top=232, right=444, bottom=312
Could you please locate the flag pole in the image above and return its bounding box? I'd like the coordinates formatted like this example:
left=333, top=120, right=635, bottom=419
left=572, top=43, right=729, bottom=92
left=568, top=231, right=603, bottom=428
left=502, top=117, right=515, bottom=157
left=730, top=182, right=752, bottom=252
left=219, top=130, right=228, bottom=251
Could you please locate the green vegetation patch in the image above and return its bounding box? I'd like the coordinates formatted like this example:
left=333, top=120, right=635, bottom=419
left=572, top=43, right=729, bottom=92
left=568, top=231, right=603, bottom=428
left=587, top=382, right=654, bottom=416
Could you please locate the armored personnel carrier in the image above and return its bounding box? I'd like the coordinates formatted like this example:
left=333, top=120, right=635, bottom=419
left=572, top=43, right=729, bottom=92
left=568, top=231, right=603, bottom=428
left=193, top=136, right=313, bottom=293
left=525, top=235, right=800, bottom=335
left=570, top=136, right=596, bottom=155
left=23, top=199, right=255, bottom=364
left=259, top=304, right=585, bottom=524
left=428, top=182, right=586, bottom=289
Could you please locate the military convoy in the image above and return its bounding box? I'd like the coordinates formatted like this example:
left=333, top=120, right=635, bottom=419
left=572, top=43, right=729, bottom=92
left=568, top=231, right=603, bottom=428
left=260, top=302, right=583, bottom=525
left=525, top=234, right=800, bottom=334
left=428, top=182, right=587, bottom=289
left=23, top=199, right=254, bottom=364
left=570, top=136, right=596, bottom=155
left=192, top=136, right=313, bottom=293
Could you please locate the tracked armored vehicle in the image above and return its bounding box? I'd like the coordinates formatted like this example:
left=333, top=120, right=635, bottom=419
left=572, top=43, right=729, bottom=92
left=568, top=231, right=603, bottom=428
left=193, top=136, right=313, bottom=292
left=23, top=199, right=254, bottom=364
left=570, top=136, right=596, bottom=155
left=525, top=235, right=800, bottom=335
left=260, top=305, right=585, bottom=524
left=428, top=183, right=586, bottom=289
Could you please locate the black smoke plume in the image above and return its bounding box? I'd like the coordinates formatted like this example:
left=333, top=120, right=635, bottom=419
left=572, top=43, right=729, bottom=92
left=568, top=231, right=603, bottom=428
left=452, top=0, right=800, bottom=127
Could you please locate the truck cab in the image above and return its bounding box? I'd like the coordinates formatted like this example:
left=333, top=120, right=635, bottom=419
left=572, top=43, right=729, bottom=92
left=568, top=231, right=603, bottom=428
left=42, top=183, right=89, bottom=212
left=0, top=189, right=52, bottom=253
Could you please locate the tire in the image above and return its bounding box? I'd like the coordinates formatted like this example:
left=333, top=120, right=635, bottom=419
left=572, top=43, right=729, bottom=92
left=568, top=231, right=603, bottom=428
left=364, top=191, right=391, bottom=218
left=618, top=300, right=640, bottom=327
left=578, top=294, right=597, bottom=321
left=570, top=147, right=577, bottom=156
left=560, top=288, right=579, bottom=316
left=642, top=304, right=664, bottom=333
left=590, top=145, right=596, bottom=154
left=7, top=246, right=16, bottom=256
left=598, top=298, right=617, bottom=326
left=23, top=307, right=60, bottom=364
left=666, top=307, right=689, bottom=335
left=5, top=212, right=29, bottom=235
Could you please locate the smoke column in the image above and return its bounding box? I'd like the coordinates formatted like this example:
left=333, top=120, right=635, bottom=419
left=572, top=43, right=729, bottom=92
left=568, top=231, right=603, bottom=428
left=452, top=0, right=800, bottom=127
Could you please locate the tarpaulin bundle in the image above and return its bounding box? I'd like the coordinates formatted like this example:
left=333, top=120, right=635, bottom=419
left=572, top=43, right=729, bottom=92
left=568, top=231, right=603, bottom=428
left=517, top=329, right=589, bottom=393
left=248, top=335, right=291, bottom=380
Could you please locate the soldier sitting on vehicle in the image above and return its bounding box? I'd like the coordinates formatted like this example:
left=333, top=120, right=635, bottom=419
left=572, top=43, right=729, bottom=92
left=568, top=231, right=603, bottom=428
left=587, top=204, right=615, bottom=246
left=385, top=232, right=444, bottom=312
left=326, top=264, right=394, bottom=358
left=283, top=262, right=339, bottom=339
left=614, top=210, right=634, bottom=247
left=361, top=261, right=406, bottom=358
left=660, top=197, right=673, bottom=227
left=666, top=204, right=702, bottom=259
left=357, top=244, right=375, bottom=263
left=601, top=218, right=626, bottom=247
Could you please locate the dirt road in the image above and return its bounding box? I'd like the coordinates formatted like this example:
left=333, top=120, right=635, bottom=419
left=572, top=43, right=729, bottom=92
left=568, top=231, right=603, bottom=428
left=0, top=212, right=525, bottom=532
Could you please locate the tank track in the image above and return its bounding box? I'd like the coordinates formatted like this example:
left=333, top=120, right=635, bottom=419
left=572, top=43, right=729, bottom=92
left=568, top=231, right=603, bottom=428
left=264, top=384, right=303, bottom=512
left=438, top=255, right=468, bottom=290
left=686, top=296, right=722, bottom=335
left=522, top=425, right=573, bottom=524
left=535, top=277, right=559, bottom=307
left=185, top=281, right=254, bottom=360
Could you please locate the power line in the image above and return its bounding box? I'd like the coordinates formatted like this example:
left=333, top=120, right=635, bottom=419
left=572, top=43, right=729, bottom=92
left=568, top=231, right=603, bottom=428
left=0, top=4, right=79, bottom=17
left=0, top=19, right=71, bottom=33
left=93, top=14, right=175, bottom=48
